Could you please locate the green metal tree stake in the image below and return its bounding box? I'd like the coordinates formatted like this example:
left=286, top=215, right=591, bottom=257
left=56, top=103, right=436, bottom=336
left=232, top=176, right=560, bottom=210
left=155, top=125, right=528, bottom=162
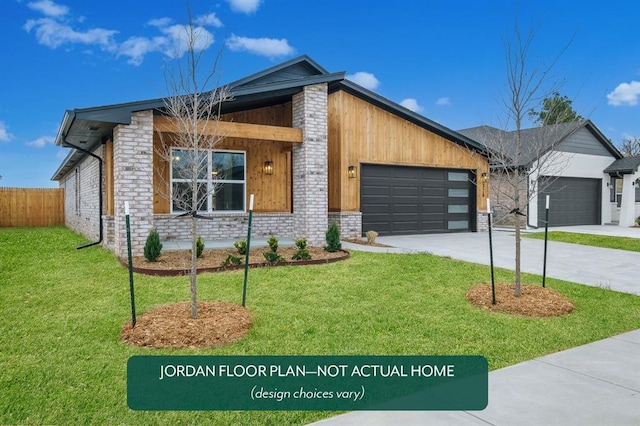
left=542, top=195, right=550, bottom=288
left=487, top=199, right=496, bottom=305
left=242, top=194, right=254, bottom=307
left=125, top=201, right=136, bottom=327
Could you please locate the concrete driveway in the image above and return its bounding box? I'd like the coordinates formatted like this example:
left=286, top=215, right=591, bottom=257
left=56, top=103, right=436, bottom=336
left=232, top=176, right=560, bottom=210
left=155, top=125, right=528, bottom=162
left=369, top=226, right=640, bottom=295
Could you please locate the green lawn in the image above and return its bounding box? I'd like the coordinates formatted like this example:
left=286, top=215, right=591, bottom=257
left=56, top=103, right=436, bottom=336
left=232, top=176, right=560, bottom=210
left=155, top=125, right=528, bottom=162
left=524, top=231, right=640, bottom=252
left=1, top=226, right=639, bottom=425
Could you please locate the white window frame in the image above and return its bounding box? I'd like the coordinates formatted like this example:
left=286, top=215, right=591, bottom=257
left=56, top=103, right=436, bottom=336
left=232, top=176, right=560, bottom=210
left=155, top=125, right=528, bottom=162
left=170, top=148, right=246, bottom=214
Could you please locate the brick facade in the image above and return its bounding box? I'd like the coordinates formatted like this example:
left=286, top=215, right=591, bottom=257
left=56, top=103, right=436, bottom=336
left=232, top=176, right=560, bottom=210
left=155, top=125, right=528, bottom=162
left=153, top=213, right=294, bottom=242
left=59, top=144, right=103, bottom=241
left=328, top=212, right=362, bottom=239
left=292, top=84, right=329, bottom=246
left=113, top=110, right=155, bottom=257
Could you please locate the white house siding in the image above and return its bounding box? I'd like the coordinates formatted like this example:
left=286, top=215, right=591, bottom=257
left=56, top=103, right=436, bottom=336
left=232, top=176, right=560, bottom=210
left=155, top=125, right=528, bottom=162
left=529, top=151, right=615, bottom=226
left=59, top=144, right=103, bottom=241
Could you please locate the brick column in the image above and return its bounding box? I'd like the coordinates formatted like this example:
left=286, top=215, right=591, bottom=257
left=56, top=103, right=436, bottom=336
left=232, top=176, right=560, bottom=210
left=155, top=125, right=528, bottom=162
left=292, top=84, right=329, bottom=246
left=113, top=110, right=154, bottom=257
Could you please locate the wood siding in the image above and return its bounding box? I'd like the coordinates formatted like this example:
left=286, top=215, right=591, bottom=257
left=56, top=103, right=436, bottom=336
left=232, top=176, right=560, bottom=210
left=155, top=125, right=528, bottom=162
left=153, top=102, right=294, bottom=214
left=328, top=90, right=489, bottom=212
left=0, top=187, right=64, bottom=227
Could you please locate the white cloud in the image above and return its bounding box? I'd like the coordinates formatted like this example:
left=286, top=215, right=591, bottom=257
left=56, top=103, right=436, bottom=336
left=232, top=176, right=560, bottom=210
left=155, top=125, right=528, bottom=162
left=148, top=17, right=173, bottom=28
left=226, top=0, right=262, bottom=14
left=195, top=13, right=223, bottom=28
left=607, top=81, right=640, bottom=106
left=24, top=17, right=117, bottom=50
left=435, top=97, right=451, bottom=106
left=226, top=34, right=294, bottom=58
left=346, top=72, right=380, bottom=91
left=0, top=121, right=14, bottom=142
left=118, top=22, right=214, bottom=65
left=400, top=98, right=424, bottom=113
left=27, top=0, right=68, bottom=18
left=26, top=135, right=55, bottom=148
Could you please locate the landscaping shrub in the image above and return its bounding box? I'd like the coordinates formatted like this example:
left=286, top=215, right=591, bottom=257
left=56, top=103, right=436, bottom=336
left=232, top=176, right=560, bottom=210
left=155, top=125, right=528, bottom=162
left=263, top=235, right=284, bottom=263
left=636, top=216, right=640, bottom=226
left=234, top=240, right=247, bottom=255
left=143, top=229, right=163, bottom=262
left=325, top=221, right=342, bottom=252
left=194, top=236, right=205, bottom=258
left=222, top=254, right=242, bottom=266
left=292, top=237, right=311, bottom=260
left=366, top=230, right=378, bottom=244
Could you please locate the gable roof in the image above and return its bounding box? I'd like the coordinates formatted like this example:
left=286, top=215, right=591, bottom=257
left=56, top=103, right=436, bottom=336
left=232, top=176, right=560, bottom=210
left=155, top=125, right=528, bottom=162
left=52, top=55, right=487, bottom=180
left=458, top=120, right=622, bottom=168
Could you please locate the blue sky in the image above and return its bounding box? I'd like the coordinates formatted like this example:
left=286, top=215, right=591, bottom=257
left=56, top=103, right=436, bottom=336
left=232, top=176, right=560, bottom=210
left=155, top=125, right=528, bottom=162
left=1, top=0, right=639, bottom=188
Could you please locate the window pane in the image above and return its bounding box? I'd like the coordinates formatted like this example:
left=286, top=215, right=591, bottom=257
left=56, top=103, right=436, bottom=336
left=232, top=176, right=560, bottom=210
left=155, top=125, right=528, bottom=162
left=172, top=149, right=207, bottom=180
left=448, top=204, right=469, bottom=214
left=448, top=220, right=469, bottom=230
left=448, top=188, right=469, bottom=198
left=172, top=182, right=208, bottom=212
left=448, top=172, right=468, bottom=182
left=213, top=183, right=244, bottom=211
left=213, top=152, right=245, bottom=180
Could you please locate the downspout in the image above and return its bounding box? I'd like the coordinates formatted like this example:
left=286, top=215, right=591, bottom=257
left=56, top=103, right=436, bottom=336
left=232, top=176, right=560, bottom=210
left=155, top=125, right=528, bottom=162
left=60, top=116, right=104, bottom=249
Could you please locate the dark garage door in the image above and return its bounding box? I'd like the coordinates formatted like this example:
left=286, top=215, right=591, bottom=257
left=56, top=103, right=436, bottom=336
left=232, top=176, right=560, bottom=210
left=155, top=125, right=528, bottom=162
left=537, top=177, right=601, bottom=226
left=360, top=164, right=476, bottom=236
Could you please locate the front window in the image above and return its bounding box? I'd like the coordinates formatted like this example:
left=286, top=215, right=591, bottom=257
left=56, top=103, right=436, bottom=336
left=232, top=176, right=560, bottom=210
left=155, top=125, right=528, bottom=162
left=171, top=148, right=245, bottom=213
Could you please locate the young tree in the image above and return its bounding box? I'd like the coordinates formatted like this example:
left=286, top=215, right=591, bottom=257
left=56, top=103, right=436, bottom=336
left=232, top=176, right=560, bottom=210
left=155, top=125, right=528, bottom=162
left=155, top=9, right=232, bottom=319
left=529, top=92, right=582, bottom=126
left=619, top=136, right=640, bottom=157
left=489, top=22, right=575, bottom=297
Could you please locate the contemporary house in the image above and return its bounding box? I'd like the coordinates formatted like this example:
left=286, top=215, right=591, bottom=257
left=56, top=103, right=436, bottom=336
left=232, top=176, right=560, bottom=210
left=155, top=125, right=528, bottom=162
left=52, top=55, right=490, bottom=258
left=459, top=120, right=640, bottom=228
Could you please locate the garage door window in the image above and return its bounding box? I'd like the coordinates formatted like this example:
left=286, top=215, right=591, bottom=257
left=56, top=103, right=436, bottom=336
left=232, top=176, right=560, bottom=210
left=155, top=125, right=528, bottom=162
left=448, top=188, right=469, bottom=197
left=448, top=172, right=468, bottom=181
left=448, top=220, right=469, bottom=230
left=448, top=204, right=469, bottom=214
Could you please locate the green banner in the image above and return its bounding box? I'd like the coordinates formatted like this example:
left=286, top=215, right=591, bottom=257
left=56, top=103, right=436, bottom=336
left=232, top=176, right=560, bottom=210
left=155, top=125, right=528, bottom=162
left=128, top=355, right=487, bottom=411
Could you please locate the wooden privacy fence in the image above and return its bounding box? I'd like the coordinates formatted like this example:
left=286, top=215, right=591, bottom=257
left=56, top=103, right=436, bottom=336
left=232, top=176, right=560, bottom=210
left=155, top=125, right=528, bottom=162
left=0, top=187, right=64, bottom=227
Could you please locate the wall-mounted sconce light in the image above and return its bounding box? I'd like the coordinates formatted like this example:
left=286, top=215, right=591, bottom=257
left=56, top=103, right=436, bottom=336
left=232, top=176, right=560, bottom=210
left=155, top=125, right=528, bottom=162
left=348, top=165, right=357, bottom=178
left=263, top=160, right=274, bottom=175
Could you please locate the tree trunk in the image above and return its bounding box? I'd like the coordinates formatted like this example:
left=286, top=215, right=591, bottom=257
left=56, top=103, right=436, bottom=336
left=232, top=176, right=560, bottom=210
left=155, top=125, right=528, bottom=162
left=514, top=215, right=522, bottom=297
left=190, top=215, right=198, bottom=319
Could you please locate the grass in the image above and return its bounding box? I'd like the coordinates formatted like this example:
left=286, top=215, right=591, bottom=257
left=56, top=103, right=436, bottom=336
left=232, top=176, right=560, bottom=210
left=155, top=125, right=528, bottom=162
left=524, top=231, right=640, bottom=252
left=1, top=226, right=639, bottom=425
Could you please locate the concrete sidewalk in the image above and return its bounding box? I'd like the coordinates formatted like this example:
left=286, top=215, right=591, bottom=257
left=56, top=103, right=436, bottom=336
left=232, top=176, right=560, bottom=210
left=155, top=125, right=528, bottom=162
left=311, top=329, right=640, bottom=426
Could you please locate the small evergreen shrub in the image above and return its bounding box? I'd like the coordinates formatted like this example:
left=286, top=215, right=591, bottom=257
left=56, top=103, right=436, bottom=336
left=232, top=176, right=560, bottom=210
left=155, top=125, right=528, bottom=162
left=143, top=229, right=163, bottom=262
left=325, top=221, right=342, bottom=253
left=194, top=236, right=205, bottom=258
left=263, top=251, right=284, bottom=263
left=636, top=216, right=640, bottom=226
left=263, top=235, right=283, bottom=263
left=292, top=237, right=311, bottom=260
left=234, top=240, right=248, bottom=255
left=222, top=254, right=242, bottom=267
left=267, top=235, right=279, bottom=252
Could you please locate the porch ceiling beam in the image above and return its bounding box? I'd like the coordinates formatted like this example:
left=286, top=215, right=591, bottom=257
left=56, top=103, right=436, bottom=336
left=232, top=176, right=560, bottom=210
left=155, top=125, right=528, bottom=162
left=154, top=116, right=303, bottom=143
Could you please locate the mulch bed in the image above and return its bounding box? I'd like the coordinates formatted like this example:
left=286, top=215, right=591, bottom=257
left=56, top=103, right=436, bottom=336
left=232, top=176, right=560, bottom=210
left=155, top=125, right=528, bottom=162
left=121, top=301, right=252, bottom=348
left=342, top=238, right=392, bottom=248
left=466, top=283, right=575, bottom=317
left=124, top=246, right=349, bottom=276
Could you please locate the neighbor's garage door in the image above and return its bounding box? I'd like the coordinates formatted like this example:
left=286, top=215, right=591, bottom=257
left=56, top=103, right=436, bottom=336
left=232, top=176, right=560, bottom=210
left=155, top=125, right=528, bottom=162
left=537, top=177, right=601, bottom=226
left=360, top=164, right=475, bottom=236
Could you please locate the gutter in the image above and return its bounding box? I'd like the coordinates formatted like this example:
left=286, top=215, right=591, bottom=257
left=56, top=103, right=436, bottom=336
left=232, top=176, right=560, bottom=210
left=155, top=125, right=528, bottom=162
left=60, top=114, right=104, bottom=250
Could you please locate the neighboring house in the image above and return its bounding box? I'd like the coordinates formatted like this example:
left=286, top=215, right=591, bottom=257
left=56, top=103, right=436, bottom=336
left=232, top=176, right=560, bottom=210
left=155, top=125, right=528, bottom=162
left=459, top=120, right=640, bottom=228
left=52, top=55, right=490, bottom=258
